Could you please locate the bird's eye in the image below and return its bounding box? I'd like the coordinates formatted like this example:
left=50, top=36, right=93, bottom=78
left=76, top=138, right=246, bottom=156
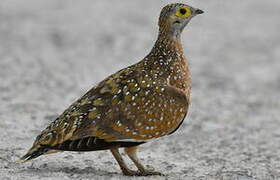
left=175, top=8, right=192, bottom=18
left=180, top=8, right=186, bottom=15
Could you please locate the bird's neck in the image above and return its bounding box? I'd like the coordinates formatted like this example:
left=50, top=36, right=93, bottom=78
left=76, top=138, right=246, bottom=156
left=150, top=32, right=184, bottom=60
left=158, top=23, right=182, bottom=41
left=150, top=30, right=185, bottom=61
left=144, top=31, right=191, bottom=93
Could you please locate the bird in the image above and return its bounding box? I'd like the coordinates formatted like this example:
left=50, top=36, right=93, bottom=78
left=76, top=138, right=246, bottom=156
left=18, top=3, right=203, bottom=176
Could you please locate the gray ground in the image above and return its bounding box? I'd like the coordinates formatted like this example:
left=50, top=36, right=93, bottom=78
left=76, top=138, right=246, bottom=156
left=0, top=0, right=280, bottom=179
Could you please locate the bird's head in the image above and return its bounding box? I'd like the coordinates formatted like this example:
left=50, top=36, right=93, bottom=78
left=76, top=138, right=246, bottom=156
left=158, top=3, right=204, bottom=40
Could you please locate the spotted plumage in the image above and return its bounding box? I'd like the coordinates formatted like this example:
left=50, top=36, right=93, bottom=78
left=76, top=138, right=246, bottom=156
left=19, top=3, right=203, bottom=176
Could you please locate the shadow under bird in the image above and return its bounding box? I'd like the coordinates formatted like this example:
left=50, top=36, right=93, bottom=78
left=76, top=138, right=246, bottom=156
left=18, top=3, right=203, bottom=176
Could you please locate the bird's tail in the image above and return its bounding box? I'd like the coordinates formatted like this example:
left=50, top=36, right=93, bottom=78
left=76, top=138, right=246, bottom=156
left=16, top=146, right=50, bottom=163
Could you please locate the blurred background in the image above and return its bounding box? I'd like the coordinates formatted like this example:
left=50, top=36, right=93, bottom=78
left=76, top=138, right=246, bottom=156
left=0, top=0, right=280, bottom=179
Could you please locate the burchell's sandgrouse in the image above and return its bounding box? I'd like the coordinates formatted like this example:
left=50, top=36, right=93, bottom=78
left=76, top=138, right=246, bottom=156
left=19, top=3, right=203, bottom=176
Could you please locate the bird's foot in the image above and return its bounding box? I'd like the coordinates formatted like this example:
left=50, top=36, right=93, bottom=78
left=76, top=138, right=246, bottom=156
left=122, top=169, right=163, bottom=176
left=139, top=170, right=164, bottom=176
left=122, top=169, right=141, bottom=176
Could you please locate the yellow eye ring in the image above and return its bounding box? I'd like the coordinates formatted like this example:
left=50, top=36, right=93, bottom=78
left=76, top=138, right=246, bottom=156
left=175, top=8, right=192, bottom=18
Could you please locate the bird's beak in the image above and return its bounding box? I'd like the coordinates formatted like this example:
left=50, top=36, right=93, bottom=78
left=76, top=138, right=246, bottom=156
left=194, top=9, right=204, bottom=15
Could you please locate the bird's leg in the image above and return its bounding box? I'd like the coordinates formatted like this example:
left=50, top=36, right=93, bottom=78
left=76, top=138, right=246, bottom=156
left=124, top=146, right=163, bottom=176
left=110, top=148, right=140, bottom=176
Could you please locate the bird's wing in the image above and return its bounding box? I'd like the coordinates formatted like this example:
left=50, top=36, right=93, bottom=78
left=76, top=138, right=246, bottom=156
left=71, top=69, right=190, bottom=143
left=96, top=83, right=189, bottom=142
left=31, top=67, right=189, bottom=150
